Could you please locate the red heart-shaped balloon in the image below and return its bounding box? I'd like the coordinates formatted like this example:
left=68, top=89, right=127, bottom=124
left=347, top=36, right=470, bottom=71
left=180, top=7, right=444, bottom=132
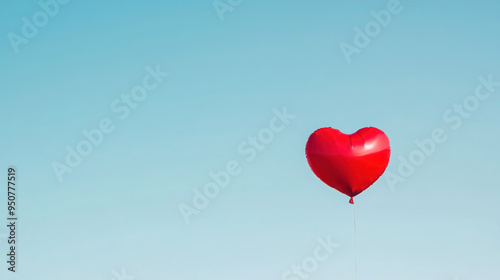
left=305, top=127, right=391, bottom=203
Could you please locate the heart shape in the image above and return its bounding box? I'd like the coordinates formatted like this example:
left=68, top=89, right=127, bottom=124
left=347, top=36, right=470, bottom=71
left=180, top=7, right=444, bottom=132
left=305, top=127, right=391, bottom=203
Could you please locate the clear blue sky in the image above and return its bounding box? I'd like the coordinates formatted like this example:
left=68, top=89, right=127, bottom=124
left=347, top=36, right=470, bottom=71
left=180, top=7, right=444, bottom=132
left=1, top=0, right=499, bottom=279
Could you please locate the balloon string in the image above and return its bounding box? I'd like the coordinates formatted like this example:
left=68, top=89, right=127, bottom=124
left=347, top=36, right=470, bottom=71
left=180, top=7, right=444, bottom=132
left=354, top=203, right=358, bottom=280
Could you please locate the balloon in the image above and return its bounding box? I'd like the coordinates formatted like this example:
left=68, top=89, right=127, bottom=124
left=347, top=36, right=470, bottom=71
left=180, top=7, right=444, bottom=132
left=305, top=127, right=391, bottom=203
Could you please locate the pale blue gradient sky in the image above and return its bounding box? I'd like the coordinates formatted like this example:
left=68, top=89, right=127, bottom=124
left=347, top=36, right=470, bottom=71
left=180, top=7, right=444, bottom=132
left=0, top=0, right=499, bottom=279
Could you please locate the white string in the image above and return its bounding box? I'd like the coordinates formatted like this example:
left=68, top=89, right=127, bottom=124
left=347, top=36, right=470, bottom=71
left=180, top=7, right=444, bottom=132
left=353, top=203, right=358, bottom=280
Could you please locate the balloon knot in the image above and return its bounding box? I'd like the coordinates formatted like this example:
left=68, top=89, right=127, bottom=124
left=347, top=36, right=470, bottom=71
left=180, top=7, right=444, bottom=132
left=349, top=197, right=354, bottom=204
